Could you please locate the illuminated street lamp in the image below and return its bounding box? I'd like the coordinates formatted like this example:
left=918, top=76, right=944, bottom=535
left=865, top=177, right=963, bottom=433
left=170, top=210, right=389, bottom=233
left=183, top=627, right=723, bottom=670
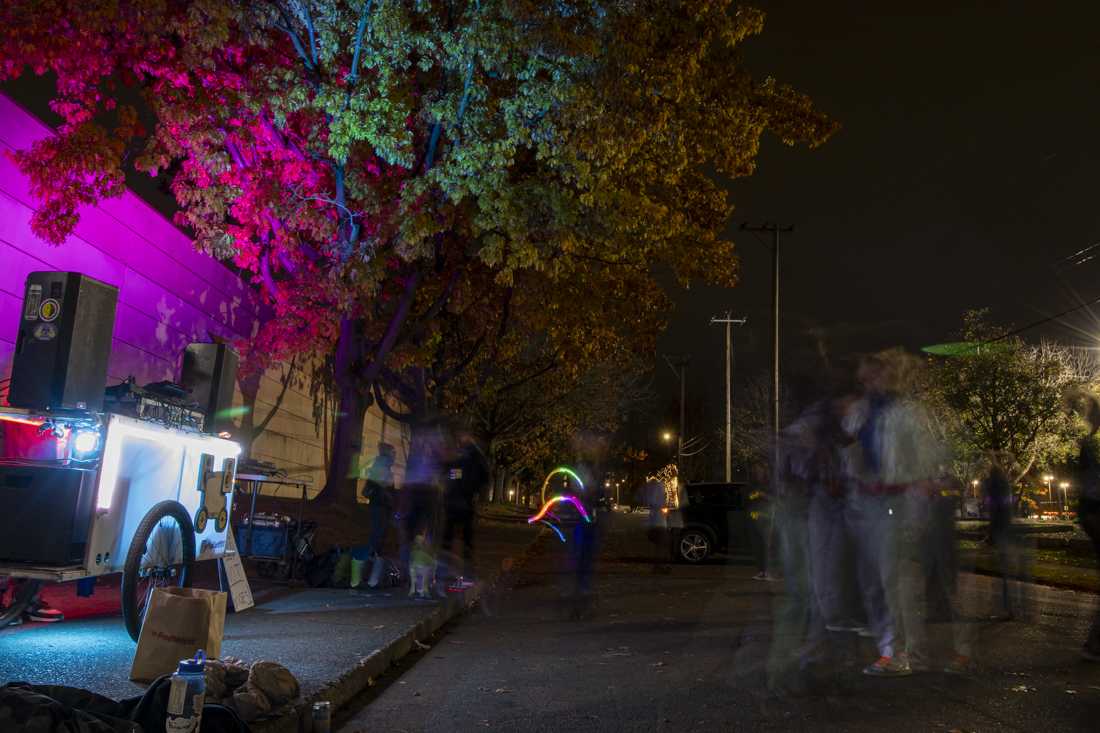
left=970, top=479, right=979, bottom=499
left=1043, top=474, right=1054, bottom=508
left=661, top=431, right=673, bottom=443
left=1060, top=481, right=1070, bottom=512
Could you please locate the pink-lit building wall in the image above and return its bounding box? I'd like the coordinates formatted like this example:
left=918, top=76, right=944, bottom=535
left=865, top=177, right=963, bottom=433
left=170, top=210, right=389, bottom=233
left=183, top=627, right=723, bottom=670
left=0, top=94, right=400, bottom=492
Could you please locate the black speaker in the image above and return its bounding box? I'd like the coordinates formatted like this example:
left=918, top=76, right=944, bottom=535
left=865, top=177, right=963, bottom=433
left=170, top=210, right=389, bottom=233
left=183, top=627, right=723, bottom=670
left=9, top=272, right=118, bottom=411
left=180, top=343, right=239, bottom=433
left=0, top=466, right=96, bottom=564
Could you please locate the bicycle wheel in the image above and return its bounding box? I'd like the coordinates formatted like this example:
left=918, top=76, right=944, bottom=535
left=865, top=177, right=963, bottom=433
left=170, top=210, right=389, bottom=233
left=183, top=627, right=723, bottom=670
left=121, top=501, right=195, bottom=641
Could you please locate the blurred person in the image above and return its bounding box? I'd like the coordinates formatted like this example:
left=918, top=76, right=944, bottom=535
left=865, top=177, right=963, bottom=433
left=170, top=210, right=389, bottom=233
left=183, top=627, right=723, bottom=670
left=930, top=475, right=978, bottom=674
left=808, top=397, right=864, bottom=635
left=566, top=433, right=610, bottom=618
left=767, top=401, right=827, bottom=692
left=642, top=476, right=671, bottom=573
left=840, top=362, right=904, bottom=676
left=874, top=353, right=947, bottom=674
left=400, top=421, right=446, bottom=579
left=983, top=451, right=1031, bottom=619
left=362, top=442, right=396, bottom=557
left=747, top=463, right=779, bottom=581
left=1075, top=406, right=1100, bottom=662
left=843, top=351, right=945, bottom=676
left=441, top=428, right=488, bottom=582
left=408, top=532, right=437, bottom=599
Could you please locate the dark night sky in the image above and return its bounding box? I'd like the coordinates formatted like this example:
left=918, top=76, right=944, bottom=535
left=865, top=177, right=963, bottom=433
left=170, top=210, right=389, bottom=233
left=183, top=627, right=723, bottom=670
left=6, top=2, right=1100, bottom=461
left=655, top=0, right=1100, bottom=440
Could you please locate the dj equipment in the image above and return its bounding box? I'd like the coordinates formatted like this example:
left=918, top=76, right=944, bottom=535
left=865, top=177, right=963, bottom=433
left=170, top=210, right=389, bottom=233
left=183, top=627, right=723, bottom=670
left=235, top=512, right=292, bottom=560
left=0, top=465, right=96, bottom=564
left=180, top=343, right=239, bottom=434
left=103, top=378, right=206, bottom=432
left=8, top=272, right=118, bottom=411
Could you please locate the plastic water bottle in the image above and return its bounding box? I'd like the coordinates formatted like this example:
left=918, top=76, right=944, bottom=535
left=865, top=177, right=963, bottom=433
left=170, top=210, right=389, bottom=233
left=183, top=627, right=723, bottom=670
left=166, top=651, right=205, bottom=732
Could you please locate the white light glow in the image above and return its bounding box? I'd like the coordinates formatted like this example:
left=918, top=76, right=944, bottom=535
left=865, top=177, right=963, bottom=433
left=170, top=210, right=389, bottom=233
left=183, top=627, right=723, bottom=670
left=96, top=417, right=241, bottom=512
left=73, top=430, right=99, bottom=455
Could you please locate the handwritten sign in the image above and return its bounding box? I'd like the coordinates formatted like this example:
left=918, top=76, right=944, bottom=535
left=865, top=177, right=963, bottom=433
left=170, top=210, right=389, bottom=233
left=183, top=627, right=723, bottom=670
left=222, top=529, right=254, bottom=612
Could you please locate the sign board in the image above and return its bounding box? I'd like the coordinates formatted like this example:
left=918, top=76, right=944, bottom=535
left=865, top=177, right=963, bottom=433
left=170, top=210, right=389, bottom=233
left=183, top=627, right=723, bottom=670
left=222, top=529, right=254, bottom=612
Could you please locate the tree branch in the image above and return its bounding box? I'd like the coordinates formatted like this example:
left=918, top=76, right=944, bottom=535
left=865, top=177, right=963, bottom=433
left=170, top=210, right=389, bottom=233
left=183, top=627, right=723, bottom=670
left=434, top=331, right=487, bottom=390
left=344, top=0, right=374, bottom=111
left=361, top=271, right=421, bottom=382
left=253, top=356, right=298, bottom=439
left=372, top=380, right=416, bottom=423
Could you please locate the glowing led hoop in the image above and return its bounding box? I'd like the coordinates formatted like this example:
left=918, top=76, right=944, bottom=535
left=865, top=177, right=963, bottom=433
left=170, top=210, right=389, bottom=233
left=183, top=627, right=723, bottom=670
left=538, top=466, right=585, bottom=503
left=540, top=520, right=567, bottom=543
left=528, top=494, right=591, bottom=524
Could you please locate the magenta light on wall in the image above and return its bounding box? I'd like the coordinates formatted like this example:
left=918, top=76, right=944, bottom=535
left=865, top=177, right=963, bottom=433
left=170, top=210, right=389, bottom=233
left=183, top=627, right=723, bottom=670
left=0, top=93, right=261, bottom=390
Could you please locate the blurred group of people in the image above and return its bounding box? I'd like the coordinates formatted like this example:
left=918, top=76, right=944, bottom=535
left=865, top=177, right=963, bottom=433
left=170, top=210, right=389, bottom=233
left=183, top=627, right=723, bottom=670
left=354, top=422, right=489, bottom=595
left=769, top=351, right=980, bottom=688
left=767, top=349, right=1100, bottom=690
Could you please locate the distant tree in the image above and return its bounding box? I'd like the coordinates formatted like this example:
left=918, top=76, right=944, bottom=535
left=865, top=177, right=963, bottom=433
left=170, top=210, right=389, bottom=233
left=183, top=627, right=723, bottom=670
left=926, top=311, right=1092, bottom=508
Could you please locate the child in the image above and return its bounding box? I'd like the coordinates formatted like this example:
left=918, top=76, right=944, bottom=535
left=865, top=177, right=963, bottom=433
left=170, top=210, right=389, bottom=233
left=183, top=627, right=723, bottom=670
left=408, top=533, right=436, bottom=599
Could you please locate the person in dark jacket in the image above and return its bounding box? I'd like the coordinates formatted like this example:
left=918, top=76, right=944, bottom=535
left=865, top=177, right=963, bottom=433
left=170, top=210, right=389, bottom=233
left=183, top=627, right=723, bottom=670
left=982, top=451, right=1030, bottom=619
left=441, top=430, right=489, bottom=580
left=1075, top=409, right=1100, bottom=662
left=363, top=443, right=396, bottom=557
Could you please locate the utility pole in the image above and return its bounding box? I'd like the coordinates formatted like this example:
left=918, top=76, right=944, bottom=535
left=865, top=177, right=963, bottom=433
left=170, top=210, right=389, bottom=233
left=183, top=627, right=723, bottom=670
left=740, top=222, right=793, bottom=465
left=710, top=313, right=746, bottom=482
left=663, top=354, right=690, bottom=476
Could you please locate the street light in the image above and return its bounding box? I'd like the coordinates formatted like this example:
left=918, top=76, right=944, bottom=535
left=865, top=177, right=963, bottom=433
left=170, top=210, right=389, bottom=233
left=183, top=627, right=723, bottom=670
left=1043, top=474, right=1054, bottom=509
left=1060, top=481, right=1070, bottom=513
left=661, top=431, right=673, bottom=443
left=970, top=479, right=979, bottom=498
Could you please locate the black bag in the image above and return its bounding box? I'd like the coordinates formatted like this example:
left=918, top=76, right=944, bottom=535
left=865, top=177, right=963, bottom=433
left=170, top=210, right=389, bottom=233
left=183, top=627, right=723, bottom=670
left=0, top=676, right=250, bottom=733
left=125, top=676, right=249, bottom=733
left=304, top=547, right=341, bottom=587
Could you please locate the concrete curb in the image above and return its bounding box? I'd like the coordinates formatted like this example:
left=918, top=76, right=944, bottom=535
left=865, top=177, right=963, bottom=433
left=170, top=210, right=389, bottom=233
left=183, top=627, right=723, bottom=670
left=253, top=531, right=546, bottom=733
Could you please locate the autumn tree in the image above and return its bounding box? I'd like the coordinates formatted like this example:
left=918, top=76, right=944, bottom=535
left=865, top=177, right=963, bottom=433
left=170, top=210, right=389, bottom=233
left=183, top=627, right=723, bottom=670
left=1, top=0, right=835, bottom=506
left=926, top=311, right=1091, bottom=506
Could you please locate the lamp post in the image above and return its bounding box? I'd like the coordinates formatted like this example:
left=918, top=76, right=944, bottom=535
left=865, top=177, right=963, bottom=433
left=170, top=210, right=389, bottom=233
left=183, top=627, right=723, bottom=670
left=970, top=479, right=979, bottom=498
left=1060, top=481, right=1070, bottom=513
left=1043, top=474, right=1054, bottom=510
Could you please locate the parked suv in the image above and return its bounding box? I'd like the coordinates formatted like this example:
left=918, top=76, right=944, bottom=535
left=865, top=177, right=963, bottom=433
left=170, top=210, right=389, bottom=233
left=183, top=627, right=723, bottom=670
left=668, top=482, right=751, bottom=563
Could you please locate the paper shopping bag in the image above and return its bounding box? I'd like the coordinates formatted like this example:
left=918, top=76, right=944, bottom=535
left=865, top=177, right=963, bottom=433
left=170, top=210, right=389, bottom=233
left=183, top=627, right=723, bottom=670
left=130, top=587, right=228, bottom=683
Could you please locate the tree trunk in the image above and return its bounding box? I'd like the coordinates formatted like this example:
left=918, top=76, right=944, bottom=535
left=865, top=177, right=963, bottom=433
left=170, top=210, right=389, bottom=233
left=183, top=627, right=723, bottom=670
left=314, top=317, right=366, bottom=508
left=482, top=448, right=498, bottom=504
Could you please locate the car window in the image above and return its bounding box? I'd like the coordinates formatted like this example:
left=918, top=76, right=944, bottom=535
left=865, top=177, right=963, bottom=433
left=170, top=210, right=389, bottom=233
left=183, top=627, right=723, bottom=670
left=688, top=484, right=744, bottom=509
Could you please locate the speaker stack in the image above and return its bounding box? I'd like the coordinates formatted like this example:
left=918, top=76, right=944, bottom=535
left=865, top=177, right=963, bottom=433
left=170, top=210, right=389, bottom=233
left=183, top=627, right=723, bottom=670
left=180, top=343, right=239, bottom=434
left=8, top=272, right=118, bottom=411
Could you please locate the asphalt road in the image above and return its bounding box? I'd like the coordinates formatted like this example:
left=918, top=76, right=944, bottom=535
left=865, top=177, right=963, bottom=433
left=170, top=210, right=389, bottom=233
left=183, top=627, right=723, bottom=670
left=339, top=511, right=1100, bottom=733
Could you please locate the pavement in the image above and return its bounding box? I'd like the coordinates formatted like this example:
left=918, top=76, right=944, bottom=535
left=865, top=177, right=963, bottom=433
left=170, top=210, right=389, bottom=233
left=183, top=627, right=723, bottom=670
left=0, top=518, right=538, bottom=731
left=338, top=511, right=1100, bottom=733
left=4, top=511, right=1100, bottom=731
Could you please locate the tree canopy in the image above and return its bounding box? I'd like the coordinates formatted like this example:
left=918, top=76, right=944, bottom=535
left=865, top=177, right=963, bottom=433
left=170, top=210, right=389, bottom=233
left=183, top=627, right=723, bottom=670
left=1, top=0, right=836, bottom=501
left=925, top=310, right=1093, bottom=489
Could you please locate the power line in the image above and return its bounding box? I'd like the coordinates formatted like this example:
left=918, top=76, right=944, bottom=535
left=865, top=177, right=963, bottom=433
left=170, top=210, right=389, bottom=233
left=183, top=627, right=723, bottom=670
left=987, top=292, right=1100, bottom=343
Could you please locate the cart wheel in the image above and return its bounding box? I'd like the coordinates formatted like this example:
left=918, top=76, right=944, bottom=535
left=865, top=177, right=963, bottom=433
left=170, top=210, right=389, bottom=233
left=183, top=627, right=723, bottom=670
left=215, top=508, right=228, bottom=533
left=0, top=577, right=41, bottom=628
left=194, top=507, right=209, bottom=533
left=122, top=501, right=195, bottom=642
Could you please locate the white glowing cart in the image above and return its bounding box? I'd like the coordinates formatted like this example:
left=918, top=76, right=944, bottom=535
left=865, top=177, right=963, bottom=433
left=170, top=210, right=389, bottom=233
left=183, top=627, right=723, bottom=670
left=0, top=407, right=240, bottom=640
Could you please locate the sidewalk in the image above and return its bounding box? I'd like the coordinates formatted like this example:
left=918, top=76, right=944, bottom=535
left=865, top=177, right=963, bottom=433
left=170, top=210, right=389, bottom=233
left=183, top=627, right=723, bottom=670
left=0, top=519, right=540, bottom=732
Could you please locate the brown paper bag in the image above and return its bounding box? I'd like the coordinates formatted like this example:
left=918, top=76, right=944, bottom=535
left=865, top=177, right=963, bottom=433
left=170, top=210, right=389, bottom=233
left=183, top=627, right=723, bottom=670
left=130, top=586, right=228, bottom=682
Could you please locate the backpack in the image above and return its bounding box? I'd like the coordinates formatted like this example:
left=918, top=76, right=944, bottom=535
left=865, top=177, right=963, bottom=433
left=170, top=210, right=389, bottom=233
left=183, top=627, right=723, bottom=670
left=304, top=547, right=341, bottom=587
left=0, top=677, right=250, bottom=733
